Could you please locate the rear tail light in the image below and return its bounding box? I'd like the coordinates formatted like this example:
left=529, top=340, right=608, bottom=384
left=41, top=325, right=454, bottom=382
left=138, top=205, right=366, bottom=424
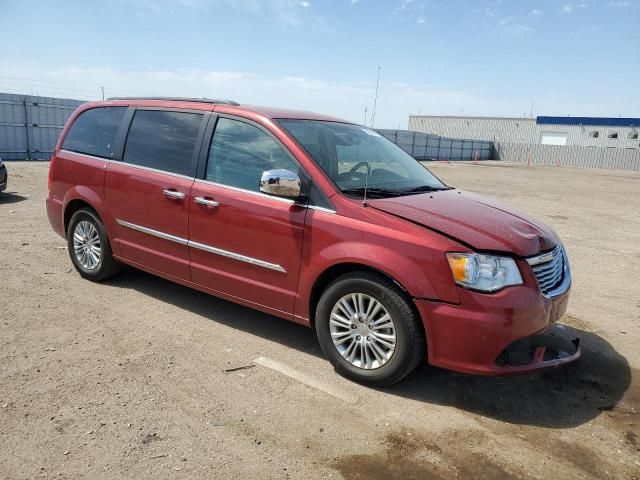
left=48, top=155, right=56, bottom=192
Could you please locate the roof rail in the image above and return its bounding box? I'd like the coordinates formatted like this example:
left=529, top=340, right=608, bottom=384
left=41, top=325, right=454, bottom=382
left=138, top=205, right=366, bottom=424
left=106, top=96, right=240, bottom=106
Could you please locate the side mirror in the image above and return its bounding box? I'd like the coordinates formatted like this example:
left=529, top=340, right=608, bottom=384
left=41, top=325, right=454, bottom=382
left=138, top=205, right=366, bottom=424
left=260, top=169, right=301, bottom=199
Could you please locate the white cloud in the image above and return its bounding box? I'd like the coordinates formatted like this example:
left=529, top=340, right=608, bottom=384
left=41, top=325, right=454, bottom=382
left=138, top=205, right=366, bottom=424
left=117, top=0, right=316, bottom=27
left=0, top=61, right=525, bottom=128
left=607, top=1, right=630, bottom=6
left=417, top=16, right=425, bottom=24
left=392, top=0, right=418, bottom=19
left=496, top=17, right=534, bottom=36
left=5, top=62, right=637, bottom=128
left=562, top=4, right=573, bottom=12
left=530, top=9, right=541, bottom=15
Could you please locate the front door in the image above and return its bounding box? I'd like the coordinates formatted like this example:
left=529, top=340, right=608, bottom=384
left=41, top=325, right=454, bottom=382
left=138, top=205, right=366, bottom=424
left=105, top=108, right=206, bottom=280
left=188, top=116, right=307, bottom=316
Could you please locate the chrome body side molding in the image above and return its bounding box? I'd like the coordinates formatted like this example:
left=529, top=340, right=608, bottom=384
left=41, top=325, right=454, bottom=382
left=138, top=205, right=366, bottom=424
left=116, top=219, right=189, bottom=245
left=116, top=219, right=286, bottom=273
left=189, top=240, right=286, bottom=273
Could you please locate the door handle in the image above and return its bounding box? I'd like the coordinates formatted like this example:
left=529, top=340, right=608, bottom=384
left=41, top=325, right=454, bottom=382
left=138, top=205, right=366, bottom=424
left=163, top=189, right=185, bottom=200
left=195, top=196, right=220, bottom=208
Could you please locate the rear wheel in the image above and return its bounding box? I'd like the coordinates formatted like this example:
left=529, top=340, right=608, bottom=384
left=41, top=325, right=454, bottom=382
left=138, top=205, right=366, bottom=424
left=315, top=271, right=425, bottom=387
left=67, top=208, right=121, bottom=281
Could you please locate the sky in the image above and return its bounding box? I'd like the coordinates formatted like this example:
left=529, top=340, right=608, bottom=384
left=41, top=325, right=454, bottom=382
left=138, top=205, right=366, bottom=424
left=0, top=0, right=638, bottom=128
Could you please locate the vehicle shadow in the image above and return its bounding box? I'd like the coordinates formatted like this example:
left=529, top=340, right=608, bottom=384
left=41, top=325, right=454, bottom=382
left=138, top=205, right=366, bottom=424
left=392, top=327, right=634, bottom=428
left=107, top=269, right=632, bottom=429
left=106, top=268, right=324, bottom=359
left=0, top=192, right=29, bottom=204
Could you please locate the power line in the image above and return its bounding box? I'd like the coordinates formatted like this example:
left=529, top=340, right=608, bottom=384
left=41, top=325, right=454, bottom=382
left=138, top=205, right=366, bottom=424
left=0, top=75, right=105, bottom=89
left=0, top=76, right=162, bottom=101
left=0, top=79, right=97, bottom=96
left=0, top=83, right=97, bottom=100
left=0, top=74, right=237, bottom=102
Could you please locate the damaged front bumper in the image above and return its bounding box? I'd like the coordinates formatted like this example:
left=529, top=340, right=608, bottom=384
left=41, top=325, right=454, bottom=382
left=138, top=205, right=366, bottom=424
left=415, top=278, right=579, bottom=376
left=495, top=324, right=580, bottom=373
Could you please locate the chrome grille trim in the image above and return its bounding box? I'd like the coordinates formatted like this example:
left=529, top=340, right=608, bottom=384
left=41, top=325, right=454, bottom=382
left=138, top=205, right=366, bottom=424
left=526, top=244, right=571, bottom=298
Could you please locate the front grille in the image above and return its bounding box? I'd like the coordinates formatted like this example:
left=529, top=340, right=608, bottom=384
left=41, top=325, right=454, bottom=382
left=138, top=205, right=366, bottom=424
left=528, top=244, right=565, bottom=296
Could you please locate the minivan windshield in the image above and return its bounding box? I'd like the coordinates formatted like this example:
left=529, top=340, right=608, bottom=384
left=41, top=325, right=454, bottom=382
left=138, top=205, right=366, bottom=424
left=277, top=120, right=448, bottom=198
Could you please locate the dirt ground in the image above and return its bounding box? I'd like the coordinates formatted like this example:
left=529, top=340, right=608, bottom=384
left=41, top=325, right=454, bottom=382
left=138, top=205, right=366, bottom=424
left=1, top=161, right=639, bottom=480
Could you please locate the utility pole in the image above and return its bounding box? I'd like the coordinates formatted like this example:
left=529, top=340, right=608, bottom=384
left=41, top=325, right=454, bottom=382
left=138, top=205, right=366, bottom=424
left=364, top=106, right=368, bottom=125
left=101, top=86, right=105, bottom=101
left=371, top=66, right=381, bottom=128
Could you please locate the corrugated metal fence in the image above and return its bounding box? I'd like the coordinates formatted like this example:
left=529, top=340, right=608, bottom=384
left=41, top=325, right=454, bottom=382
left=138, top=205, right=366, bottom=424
left=4, top=93, right=636, bottom=171
left=0, top=93, right=84, bottom=160
left=496, top=142, right=640, bottom=171
left=377, top=129, right=493, bottom=161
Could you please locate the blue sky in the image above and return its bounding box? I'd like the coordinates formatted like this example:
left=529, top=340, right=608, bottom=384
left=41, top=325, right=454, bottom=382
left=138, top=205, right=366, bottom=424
left=0, top=0, right=638, bottom=127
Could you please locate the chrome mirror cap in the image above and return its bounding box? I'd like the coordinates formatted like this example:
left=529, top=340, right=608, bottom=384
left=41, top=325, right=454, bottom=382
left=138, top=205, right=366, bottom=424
left=260, top=169, right=301, bottom=199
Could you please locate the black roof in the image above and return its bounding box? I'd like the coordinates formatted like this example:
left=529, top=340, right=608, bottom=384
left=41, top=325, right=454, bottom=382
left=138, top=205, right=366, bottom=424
left=106, top=96, right=240, bottom=106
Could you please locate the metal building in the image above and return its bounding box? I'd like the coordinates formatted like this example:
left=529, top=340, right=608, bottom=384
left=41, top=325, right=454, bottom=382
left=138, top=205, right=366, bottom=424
left=0, top=93, right=85, bottom=160
left=409, top=115, right=640, bottom=150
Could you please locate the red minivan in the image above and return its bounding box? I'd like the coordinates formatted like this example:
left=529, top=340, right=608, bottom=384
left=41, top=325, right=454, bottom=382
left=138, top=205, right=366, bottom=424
left=47, top=98, right=579, bottom=386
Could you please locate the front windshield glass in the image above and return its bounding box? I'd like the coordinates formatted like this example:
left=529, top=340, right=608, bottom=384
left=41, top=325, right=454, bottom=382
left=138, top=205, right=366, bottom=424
left=277, top=119, right=448, bottom=198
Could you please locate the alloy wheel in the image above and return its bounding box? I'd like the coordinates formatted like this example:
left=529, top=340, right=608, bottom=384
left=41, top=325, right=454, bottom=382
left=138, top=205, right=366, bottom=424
left=72, top=220, right=101, bottom=270
left=329, top=293, right=397, bottom=370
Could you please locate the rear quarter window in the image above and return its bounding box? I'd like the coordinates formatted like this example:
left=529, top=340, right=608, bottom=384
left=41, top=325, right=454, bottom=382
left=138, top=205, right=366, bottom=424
left=62, top=107, right=127, bottom=159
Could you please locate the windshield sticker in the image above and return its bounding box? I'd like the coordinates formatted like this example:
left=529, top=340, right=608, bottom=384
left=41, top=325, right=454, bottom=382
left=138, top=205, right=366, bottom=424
left=361, top=128, right=381, bottom=137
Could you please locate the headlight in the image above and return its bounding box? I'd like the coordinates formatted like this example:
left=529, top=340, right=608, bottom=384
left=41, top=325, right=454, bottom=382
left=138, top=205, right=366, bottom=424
left=446, top=252, right=522, bottom=292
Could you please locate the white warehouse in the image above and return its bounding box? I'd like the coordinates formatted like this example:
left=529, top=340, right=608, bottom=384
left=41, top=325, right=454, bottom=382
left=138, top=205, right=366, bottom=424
left=408, top=115, right=640, bottom=150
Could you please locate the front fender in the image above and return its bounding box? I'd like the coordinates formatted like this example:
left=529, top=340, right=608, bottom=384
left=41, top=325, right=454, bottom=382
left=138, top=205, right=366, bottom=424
left=295, top=216, right=463, bottom=322
left=316, top=241, right=442, bottom=296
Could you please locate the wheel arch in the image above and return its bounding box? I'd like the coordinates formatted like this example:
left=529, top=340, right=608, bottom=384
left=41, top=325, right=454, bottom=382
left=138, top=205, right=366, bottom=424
left=64, top=198, right=97, bottom=235
left=61, top=187, right=120, bottom=257
left=308, top=262, right=413, bottom=328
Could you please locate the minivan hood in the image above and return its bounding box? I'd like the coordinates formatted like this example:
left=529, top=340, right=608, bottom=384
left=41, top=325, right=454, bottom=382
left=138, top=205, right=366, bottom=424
left=369, top=190, right=558, bottom=257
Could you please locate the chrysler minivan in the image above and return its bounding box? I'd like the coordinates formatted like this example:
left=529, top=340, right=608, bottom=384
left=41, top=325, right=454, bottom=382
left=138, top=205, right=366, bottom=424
left=47, top=98, right=579, bottom=386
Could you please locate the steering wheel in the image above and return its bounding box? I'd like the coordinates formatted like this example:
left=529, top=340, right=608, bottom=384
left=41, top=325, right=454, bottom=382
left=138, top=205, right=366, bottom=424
left=350, top=161, right=371, bottom=175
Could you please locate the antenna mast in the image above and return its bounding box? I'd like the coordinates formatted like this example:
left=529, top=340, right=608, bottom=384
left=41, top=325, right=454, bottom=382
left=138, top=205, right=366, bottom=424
left=371, top=66, right=381, bottom=128
left=362, top=169, right=369, bottom=207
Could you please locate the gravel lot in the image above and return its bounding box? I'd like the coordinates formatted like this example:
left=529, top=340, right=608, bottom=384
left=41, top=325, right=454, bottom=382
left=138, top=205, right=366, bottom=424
left=1, top=161, right=639, bottom=480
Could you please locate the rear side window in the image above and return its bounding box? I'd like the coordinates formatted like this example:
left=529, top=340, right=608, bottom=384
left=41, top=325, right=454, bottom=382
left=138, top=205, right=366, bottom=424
left=123, top=110, right=203, bottom=177
left=206, top=117, right=299, bottom=192
left=62, top=107, right=127, bottom=159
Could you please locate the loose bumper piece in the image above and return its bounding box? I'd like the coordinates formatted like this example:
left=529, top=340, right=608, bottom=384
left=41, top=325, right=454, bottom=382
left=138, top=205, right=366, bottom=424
left=495, top=324, right=580, bottom=372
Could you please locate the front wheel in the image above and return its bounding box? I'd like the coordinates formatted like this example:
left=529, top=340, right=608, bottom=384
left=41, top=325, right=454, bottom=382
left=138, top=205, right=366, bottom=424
left=67, top=208, right=121, bottom=281
left=315, top=271, right=426, bottom=387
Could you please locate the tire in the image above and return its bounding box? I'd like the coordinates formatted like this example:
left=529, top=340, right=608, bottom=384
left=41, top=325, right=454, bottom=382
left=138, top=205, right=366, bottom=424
left=67, top=207, right=121, bottom=282
left=315, top=271, right=426, bottom=387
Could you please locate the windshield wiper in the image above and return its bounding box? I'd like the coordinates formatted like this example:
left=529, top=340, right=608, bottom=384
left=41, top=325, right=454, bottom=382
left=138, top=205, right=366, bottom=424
left=341, top=187, right=401, bottom=198
left=399, top=185, right=453, bottom=194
